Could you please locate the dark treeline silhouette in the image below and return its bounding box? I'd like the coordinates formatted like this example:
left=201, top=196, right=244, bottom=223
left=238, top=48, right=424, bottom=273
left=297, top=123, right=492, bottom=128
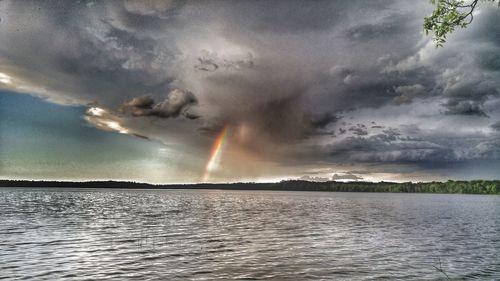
left=0, top=180, right=499, bottom=194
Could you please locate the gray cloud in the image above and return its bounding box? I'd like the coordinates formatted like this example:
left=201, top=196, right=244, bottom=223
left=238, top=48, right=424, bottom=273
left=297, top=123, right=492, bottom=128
left=444, top=100, right=489, bottom=117
left=309, top=113, right=340, bottom=129
left=123, top=95, right=155, bottom=108
left=331, top=173, right=363, bottom=181
left=393, top=84, right=426, bottom=104
left=123, top=0, right=179, bottom=16
left=346, top=13, right=408, bottom=42
left=298, top=175, right=330, bottom=182
left=299, top=172, right=363, bottom=182
left=194, top=50, right=253, bottom=72
left=121, top=89, right=197, bottom=119
left=317, top=126, right=500, bottom=168
left=491, top=121, right=500, bottom=131
left=1, top=0, right=500, bottom=180
left=348, top=124, right=368, bottom=136
left=194, top=57, right=218, bottom=72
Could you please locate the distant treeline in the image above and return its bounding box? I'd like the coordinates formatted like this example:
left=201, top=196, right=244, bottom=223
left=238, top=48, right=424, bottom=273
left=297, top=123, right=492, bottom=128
left=0, top=180, right=499, bottom=194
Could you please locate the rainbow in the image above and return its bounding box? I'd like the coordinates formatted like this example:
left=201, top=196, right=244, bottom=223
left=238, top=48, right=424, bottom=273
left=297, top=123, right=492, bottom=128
left=202, top=125, right=230, bottom=181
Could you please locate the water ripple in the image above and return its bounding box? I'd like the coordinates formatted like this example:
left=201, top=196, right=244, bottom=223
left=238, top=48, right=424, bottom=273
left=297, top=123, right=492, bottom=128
left=0, top=189, right=499, bottom=280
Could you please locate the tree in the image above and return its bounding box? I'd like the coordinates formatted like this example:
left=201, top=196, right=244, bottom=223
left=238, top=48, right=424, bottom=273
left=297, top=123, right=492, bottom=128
left=424, top=0, right=498, bottom=47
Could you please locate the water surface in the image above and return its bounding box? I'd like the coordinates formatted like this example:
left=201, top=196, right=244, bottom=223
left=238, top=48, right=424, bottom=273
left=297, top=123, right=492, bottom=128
left=0, top=188, right=499, bottom=280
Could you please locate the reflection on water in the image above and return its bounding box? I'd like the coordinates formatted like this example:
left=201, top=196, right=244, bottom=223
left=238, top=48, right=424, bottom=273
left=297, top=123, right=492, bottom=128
left=0, top=188, right=499, bottom=280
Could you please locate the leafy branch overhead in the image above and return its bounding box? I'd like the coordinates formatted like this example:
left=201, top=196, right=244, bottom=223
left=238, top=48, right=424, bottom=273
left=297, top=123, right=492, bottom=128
left=424, top=0, right=498, bottom=47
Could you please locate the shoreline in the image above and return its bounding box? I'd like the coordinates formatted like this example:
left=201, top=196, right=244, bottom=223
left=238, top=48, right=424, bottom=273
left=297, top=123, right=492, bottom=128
left=1, top=180, right=498, bottom=195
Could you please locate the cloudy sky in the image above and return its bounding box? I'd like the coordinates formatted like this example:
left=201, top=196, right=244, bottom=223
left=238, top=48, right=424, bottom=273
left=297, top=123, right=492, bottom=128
left=0, top=0, right=499, bottom=183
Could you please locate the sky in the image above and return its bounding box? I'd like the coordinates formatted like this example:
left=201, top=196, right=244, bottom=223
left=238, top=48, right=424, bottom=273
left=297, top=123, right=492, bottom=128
left=0, top=0, right=499, bottom=183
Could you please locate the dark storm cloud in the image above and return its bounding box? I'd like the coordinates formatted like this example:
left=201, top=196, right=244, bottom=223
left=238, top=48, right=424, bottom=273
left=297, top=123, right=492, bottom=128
left=439, top=68, right=498, bottom=117
left=345, top=13, right=408, bottom=42
left=201, top=0, right=367, bottom=33
left=0, top=0, right=432, bottom=124
left=348, top=124, right=368, bottom=136
left=121, top=89, right=197, bottom=118
left=309, top=113, right=340, bottom=129
left=469, top=140, right=500, bottom=159
left=123, top=0, right=185, bottom=16
left=323, top=134, right=455, bottom=163
left=0, top=0, right=180, bottom=106
left=194, top=51, right=253, bottom=72
left=123, top=95, right=155, bottom=109
left=444, top=100, right=489, bottom=117
left=315, top=126, right=500, bottom=170
left=194, top=57, right=218, bottom=72
left=401, top=10, right=499, bottom=116
left=393, top=84, right=426, bottom=104
left=1, top=0, right=500, bottom=180
left=491, top=121, right=500, bottom=131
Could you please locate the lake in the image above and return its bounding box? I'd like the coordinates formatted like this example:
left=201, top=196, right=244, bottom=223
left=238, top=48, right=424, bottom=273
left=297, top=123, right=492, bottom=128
left=0, top=188, right=499, bottom=280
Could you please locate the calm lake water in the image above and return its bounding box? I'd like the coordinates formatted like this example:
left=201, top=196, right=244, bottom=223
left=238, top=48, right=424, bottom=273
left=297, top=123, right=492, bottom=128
left=0, top=188, right=499, bottom=280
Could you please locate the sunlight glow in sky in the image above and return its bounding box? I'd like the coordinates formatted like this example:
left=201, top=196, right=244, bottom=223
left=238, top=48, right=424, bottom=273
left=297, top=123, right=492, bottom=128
left=0, top=73, right=12, bottom=84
